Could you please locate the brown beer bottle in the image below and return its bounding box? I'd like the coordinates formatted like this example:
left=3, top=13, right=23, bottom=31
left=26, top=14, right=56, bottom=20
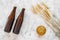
left=13, top=8, right=25, bottom=34
left=4, top=7, right=17, bottom=33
